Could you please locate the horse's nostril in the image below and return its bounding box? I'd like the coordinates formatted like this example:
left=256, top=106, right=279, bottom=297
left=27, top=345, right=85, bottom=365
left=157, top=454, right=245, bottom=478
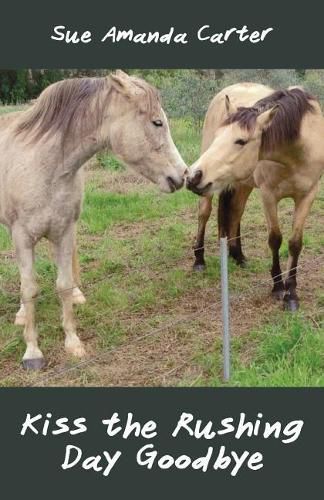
left=184, top=167, right=189, bottom=176
left=191, top=169, right=202, bottom=186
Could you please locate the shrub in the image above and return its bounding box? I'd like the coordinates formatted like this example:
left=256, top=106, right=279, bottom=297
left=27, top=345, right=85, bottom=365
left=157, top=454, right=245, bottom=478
left=161, top=71, right=221, bottom=129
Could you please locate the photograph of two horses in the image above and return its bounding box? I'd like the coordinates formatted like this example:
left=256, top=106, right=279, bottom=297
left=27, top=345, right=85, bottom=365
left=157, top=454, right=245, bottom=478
left=0, top=69, right=323, bottom=387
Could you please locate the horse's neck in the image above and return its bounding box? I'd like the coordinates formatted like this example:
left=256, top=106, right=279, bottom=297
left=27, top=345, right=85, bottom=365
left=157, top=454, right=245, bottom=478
left=296, top=113, right=324, bottom=169
left=50, top=82, right=112, bottom=175
left=59, top=136, right=104, bottom=174
left=0, top=110, right=23, bottom=131
left=261, top=112, right=324, bottom=170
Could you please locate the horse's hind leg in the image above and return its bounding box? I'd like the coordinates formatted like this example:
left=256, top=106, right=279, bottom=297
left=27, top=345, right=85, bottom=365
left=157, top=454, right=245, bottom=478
left=261, top=189, right=285, bottom=300
left=71, top=227, right=86, bottom=305
left=193, top=195, right=213, bottom=271
left=53, top=226, right=86, bottom=358
left=12, top=227, right=45, bottom=370
left=15, top=302, right=26, bottom=326
left=47, top=226, right=86, bottom=305
left=283, top=185, right=318, bottom=312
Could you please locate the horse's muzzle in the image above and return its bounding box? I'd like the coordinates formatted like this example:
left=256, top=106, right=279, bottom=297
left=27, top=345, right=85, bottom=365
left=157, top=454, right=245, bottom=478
left=187, top=169, right=202, bottom=187
left=167, top=176, right=184, bottom=192
left=186, top=170, right=211, bottom=196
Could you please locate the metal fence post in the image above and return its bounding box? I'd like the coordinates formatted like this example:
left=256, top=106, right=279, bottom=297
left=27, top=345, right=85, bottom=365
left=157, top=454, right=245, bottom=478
left=220, top=237, right=230, bottom=382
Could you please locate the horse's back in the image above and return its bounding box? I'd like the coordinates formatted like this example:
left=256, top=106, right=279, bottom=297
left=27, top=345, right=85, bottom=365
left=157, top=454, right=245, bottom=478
left=0, top=110, right=25, bottom=133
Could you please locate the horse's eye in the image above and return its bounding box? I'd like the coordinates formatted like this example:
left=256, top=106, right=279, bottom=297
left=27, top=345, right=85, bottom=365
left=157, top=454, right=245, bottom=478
left=235, top=138, right=248, bottom=146
left=152, top=119, right=163, bottom=127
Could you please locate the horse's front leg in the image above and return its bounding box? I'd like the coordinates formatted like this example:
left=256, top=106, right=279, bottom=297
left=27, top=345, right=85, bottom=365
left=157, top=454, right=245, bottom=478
left=14, top=228, right=85, bottom=326
left=193, top=194, right=213, bottom=271
left=12, top=226, right=45, bottom=370
left=53, top=226, right=86, bottom=358
left=284, top=185, right=318, bottom=311
left=261, top=189, right=285, bottom=300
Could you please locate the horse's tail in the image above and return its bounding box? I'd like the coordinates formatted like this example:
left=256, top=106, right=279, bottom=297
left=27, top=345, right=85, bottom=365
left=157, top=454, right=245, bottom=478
left=217, top=187, right=235, bottom=239
left=218, top=186, right=247, bottom=266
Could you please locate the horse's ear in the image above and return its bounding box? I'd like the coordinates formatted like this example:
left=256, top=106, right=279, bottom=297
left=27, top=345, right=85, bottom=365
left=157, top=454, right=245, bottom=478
left=225, top=94, right=235, bottom=116
left=256, top=105, right=278, bottom=130
left=114, top=69, right=129, bottom=79
left=288, top=85, right=304, bottom=91
left=110, top=70, right=133, bottom=96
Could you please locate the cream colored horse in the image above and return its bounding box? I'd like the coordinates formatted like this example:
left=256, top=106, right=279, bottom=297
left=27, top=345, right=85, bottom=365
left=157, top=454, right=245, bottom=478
left=0, top=70, right=187, bottom=369
left=187, top=83, right=322, bottom=311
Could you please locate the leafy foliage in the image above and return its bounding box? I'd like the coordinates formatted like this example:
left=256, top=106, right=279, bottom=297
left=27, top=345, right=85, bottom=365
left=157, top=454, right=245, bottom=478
left=3, top=68, right=324, bottom=116
left=161, top=70, right=221, bottom=128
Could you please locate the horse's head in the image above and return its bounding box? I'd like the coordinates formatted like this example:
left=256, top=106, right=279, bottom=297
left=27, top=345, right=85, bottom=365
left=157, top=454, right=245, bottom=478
left=105, top=70, right=187, bottom=193
left=186, top=95, right=277, bottom=195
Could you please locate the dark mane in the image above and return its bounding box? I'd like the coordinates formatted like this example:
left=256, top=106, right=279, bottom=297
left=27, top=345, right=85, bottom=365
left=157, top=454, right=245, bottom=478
left=15, top=75, right=160, bottom=143
left=224, top=88, right=316, bottom=152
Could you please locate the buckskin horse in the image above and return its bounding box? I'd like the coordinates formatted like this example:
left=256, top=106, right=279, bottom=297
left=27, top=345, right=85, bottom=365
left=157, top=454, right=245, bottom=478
left=187, top=82, right=322, bottom=312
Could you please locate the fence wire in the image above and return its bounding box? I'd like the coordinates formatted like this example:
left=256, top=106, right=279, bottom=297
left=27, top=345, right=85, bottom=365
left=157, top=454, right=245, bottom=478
left=34, top=256, right=324, bottom=387
left=1, top=235, right=324, bottom=386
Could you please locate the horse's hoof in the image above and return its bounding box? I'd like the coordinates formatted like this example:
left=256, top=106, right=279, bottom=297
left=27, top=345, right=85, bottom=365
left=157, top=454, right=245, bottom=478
left=65, top=341, right=86, bottom=358
left=193, top=263, right=206, bottom=272
left=283, top=299, right=299, bottom=312
left=229, top=250, right=247, bottom=267
left=230, top=257, right=246, bottom=268
left=272, top=289, right=285, bottom=301
left=22, top=357, right=46, bottom=371
left=15, top=314, right=26, bottom=326
left=72, top=291, right=86, bottom=305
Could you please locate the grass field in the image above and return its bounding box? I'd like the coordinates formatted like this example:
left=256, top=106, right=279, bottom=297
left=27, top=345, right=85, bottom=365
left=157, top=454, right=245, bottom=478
left=0, top=108, right=323, bottom=387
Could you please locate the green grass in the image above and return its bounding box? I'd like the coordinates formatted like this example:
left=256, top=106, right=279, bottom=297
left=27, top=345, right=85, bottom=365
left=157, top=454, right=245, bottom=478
left=82, top=189, right=195, bottom=234
left=0, top=112, right=323, bottom=387
left=0, top=104, right=27, bottom=115
left=195, top=312, right=324, bottom=387
left=96, top=152, right=125, bottom=171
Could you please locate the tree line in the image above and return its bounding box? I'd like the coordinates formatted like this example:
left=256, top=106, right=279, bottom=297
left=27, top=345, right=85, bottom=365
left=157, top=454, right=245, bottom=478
left=2, top=69, right=324, bottom=130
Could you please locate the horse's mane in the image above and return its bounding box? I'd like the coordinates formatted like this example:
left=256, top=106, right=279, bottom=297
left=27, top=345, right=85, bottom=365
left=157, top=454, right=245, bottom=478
left=224, top=87, right=316, bottom=152
left=15, top=74, right=160, bottom=143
